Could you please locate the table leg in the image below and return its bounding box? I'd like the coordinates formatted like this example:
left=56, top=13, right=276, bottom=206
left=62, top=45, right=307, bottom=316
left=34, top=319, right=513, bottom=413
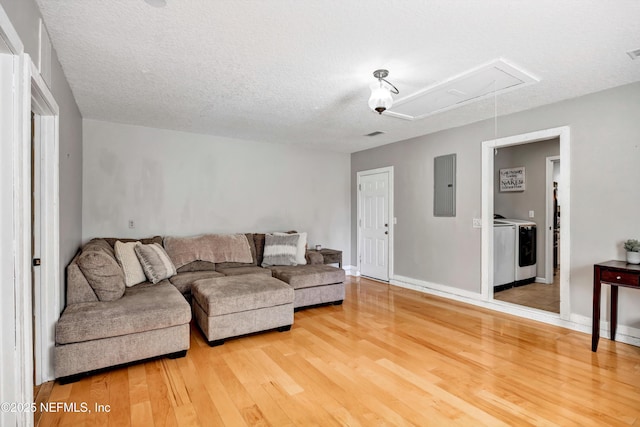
left=610, top=285, right=618, bottom=342
left=592, top=266, right=601, bottom=352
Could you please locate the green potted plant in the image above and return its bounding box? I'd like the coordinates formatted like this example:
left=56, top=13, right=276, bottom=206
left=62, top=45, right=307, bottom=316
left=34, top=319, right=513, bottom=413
left=624, top=239, right=640, bottom=264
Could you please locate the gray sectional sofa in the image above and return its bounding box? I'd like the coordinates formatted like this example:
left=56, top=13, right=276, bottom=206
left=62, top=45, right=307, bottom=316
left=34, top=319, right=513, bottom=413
left=55, top=232, right=345, bottom=382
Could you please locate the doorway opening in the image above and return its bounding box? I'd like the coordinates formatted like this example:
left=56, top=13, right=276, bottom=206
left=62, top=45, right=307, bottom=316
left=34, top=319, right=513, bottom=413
left=357, top=167, right=394, bottom=282
left=492, top=140, right=560, bottom=312
left=481, top=126, right=570, bottom=321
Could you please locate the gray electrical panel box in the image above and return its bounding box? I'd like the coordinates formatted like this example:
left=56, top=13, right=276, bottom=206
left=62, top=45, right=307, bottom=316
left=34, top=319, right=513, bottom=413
left=434, top=153, right=456, bottom=217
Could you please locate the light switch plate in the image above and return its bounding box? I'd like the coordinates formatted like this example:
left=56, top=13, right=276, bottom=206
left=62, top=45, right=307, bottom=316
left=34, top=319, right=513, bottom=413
left=472, top=218, right=482, bottom=228
left=528, top=210, right=534, bottom=218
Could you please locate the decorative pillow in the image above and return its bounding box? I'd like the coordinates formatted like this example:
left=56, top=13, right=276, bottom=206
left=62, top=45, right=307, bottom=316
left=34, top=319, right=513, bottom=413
left=114, top=241, right=147, bottom=287
left=134, top=243, right=177, bottom=284
left=275, top=232, right=307, bottom=265
left=77, top=250, right=126, bottom=301
left=261, top=233, right=300, bottom=267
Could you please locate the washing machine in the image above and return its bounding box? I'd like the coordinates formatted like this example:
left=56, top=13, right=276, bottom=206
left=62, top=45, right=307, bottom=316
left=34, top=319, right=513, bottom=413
left=494, top=219, right=537, bottom=285
left=493, top=222, right=516, bottom=289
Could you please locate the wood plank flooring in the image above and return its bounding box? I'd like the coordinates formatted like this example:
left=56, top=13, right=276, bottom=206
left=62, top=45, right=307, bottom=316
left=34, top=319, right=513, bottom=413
left=494, top=268, right=561, bottom=313
left=38, top=276, right=640, bottom=426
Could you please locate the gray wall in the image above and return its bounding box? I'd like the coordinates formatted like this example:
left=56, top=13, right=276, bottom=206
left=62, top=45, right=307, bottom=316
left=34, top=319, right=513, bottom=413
left=83, top=120, right=352, bottom=264
left=495, top=138, right=559, bottom=279
left=0, top=0, right=83, bottom=310
left=352, top=82, right=640, bottom=328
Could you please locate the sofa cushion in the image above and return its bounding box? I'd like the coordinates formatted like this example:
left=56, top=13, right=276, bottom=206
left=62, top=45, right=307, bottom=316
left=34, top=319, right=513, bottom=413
left=261, top=233, right=300, bottom=267
left=192, top=274, right=294, bottom=317
left=115, top=241, right=146, bottom=287
left=268, top=265, right=346, bottom=290
left=164, top=233, right=253, bottom=270
left=83, top=238, right=116, bottom=257
left=104, top=236, right=163, bottom=248
left=135, top=243, right=177, bottom=284
left=77, top=249, right=126, bottom=302
left=215, top=233, right=258, bottom=269
left=254, top=233, right=266, bottom=266
left=305, top=251, right=324, bottom=265
left=177, top=260, right=216, bottom=273
left=55, top=281, right=191, bottom=345
left=169, top=271, right=224, bottom=295
left=216, top=266, right=272, bottom=277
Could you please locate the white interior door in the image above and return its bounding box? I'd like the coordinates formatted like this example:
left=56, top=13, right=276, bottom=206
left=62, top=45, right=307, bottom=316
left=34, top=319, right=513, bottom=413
left=359, top=171, right=390, bottom=281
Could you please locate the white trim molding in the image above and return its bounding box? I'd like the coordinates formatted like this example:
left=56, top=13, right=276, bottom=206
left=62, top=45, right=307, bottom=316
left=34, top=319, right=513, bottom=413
left=30, top=59, right=60, bottom=384
left=344, top=265, right=359, bottom=276
left=481, top=126, right=571, bottom=322
left=0, top=6, right=61, bottom=425
left=0, top=4, right=32, bottom=422
left=390, top=275, right=637, bottom=347
left=0, top=5, right=24, bottom=55
left=545, top=155, right=561, bottom=285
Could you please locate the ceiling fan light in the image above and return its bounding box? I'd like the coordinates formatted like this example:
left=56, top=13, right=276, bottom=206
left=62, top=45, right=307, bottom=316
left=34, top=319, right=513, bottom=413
left=368, top=82, right=394, bottom=114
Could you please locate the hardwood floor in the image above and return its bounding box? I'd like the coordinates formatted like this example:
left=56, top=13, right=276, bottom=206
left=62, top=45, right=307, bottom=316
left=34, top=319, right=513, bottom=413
left=494, top=269, right=561, bottom=313
left=39, top=276, right=640, bottom=426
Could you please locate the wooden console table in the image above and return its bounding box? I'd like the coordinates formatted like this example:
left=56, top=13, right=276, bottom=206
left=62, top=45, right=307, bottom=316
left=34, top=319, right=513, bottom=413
left=592, top=260, right=640, bottom=351
left=308, top=248, right=342, bottom=268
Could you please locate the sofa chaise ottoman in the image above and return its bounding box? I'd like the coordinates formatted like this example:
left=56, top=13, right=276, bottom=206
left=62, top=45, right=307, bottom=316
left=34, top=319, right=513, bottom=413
left=192, top=274, right=294, bottom=346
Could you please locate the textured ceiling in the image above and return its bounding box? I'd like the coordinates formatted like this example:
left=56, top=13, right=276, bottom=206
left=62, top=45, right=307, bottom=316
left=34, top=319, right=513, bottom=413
left=36, top=0, right=640, bottom=153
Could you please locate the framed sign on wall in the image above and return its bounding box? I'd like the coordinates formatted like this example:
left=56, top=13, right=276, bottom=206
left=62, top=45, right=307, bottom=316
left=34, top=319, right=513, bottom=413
left=499, top=167, right=525, bottom=192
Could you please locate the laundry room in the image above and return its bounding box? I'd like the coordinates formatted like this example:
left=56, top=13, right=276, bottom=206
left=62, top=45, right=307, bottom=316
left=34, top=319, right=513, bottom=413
left=493, top=137, right=560, bottom=312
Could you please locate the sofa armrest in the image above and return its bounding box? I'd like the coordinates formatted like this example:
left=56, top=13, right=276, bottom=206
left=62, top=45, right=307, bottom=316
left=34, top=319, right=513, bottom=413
left=305, top=250, right=324, bottom=265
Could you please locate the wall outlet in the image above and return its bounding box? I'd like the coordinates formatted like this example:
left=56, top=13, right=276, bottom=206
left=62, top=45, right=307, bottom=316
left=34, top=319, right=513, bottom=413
left=128, top=220, right=135, bottom=229
left=472, top=218, right=482, bottom=228
left=528, top=210, right=535, bottom=218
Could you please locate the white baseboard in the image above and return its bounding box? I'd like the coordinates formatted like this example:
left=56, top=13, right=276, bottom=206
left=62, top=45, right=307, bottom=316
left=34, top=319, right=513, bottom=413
left=389, top=274, right=640, bottom=348
left=344, top=265, right=359, bottom=276
left=570, top=313, right=640, bottom=348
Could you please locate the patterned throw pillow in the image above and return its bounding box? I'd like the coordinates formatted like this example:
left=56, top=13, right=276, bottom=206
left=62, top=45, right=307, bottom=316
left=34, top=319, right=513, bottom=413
left=261, top=233, right=300, bottom=267
left=115, top=241, right=147, bottom=287
left=134, top=243, right=177, bottom=284
left=275, top=232, right=307, bottom=265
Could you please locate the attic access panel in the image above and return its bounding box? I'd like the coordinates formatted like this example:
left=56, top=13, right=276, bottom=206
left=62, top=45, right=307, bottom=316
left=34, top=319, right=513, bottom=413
left=385, top=59, right=538, bottom=121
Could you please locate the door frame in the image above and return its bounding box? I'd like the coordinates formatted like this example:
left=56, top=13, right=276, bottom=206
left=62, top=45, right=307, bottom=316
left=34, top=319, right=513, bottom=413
left=481, top=126, right=570, bottom=320
left=0, top=11, right=60, bottom=427
left=30, top=60, right=60, bottom=384
left=545, top=155, right=560, bottom=285
left=1, top=6, right=32, bottom=427
left=356, top=166, right=394, bottom=281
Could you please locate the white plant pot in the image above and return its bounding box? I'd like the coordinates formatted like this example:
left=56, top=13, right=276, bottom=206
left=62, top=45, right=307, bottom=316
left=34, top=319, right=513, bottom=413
left=626, top=251, right=640, bottom=265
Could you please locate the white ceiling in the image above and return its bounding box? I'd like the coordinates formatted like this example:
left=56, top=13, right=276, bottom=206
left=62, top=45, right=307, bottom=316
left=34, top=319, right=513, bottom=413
left=36, top=0, right=640, bottom=153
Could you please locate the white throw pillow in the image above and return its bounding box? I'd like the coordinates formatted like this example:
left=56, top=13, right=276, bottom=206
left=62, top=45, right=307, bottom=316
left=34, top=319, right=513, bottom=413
left=114, top=241, right=147, bottom=287
left=275, top=231, right=307, bottom=265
